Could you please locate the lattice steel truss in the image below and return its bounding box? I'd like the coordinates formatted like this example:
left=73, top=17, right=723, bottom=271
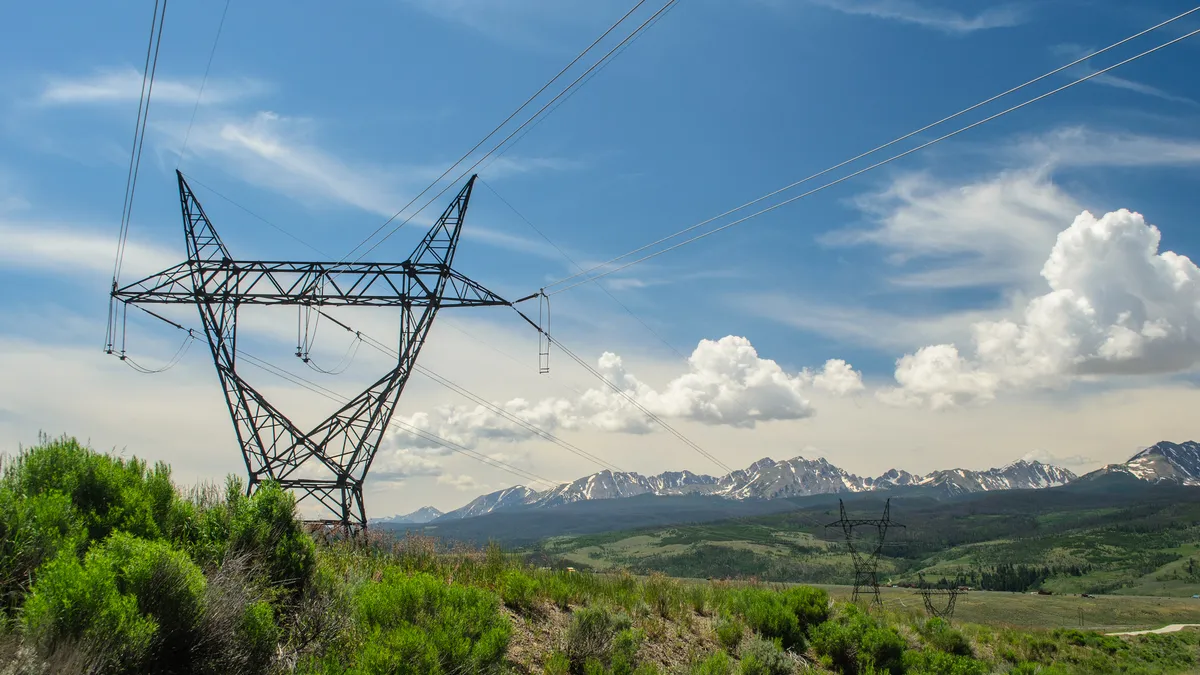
left=825, top=499, right=905, bottom=606
left=109, top=171, right=508, bottom=533
left=916, top=586, right=963, bottom=620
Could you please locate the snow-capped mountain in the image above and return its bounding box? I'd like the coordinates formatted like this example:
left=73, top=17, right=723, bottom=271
left=443, top=486, right=541, bottom=519
left=714, top=457, right=867, bottom=500
left=1083, top=441, right=1200, bottom=486
left=423, top=453, right=1080, bottom=521
left=373, top=506, right=444, bottom=524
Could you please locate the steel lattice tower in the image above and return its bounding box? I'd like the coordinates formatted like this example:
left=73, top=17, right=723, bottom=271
left=110, top=171, right=508, bottom=533
left=825, top=498, right=904, bottom=606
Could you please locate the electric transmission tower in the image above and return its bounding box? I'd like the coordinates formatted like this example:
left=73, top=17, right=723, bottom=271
left=108, top=171, right=508, bottom=534
left=825, top=498, right=904, bottom=607
left=916, top=584, right=963, bottom=621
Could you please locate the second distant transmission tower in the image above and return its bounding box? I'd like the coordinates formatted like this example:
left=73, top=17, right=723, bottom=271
left=826, top=498, right=904, bottom=606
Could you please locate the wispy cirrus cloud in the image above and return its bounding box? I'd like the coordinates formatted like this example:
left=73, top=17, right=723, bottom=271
left=38, top=68, right=267, bottom=107
left=1052, top=45, right=1197, bottom=107
left=803, top=0, right=1024, bottom=34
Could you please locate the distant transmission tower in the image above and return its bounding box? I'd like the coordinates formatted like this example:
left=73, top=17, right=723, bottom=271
left=108, top=172, right=508, bottom=534
left=825, top=498, right=904, bottom=606
left=917, top=583, right=963, bottom=620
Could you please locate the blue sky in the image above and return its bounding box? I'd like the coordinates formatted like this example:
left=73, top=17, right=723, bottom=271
left=3, top=0, right=1200, bottom=516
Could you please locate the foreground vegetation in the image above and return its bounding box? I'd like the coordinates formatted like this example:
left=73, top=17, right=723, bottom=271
left=3, top=437, right=1200, bottom=674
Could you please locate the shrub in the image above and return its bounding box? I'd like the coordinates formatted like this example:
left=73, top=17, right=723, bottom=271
left=236, top=600, right=280, bottom=672
left=225, top=482, right=315, bottom=591
left=610, top=627, right=645, bottom=675
left=738, top=637, right=791, bottom=675
left=545, top=651, right=572, bottom=675
left=22, top=532, right=207, bottom=673
left=499, top=569, right=538, bottom=614
left=566, top=605, right=634, bottom=672
left=313, top=569, right=511, bottom=674
left=920, top=617, right=972, bottom=656
left=901, top=650, right=988, bottom=675
left=1, top=436, right=180, bottom=544
left=0, top=490, right=85, bottom=610
left=691, top=651, right=732, bottom=675
left=727, top=589, right=803, bottom=652
left=780, top=586, right=828, bottom=633
left=810, top=605, right=906, bottom=675
left=22, top=548, right=155, bottom=672
left=715, top=615, right=745, bottom=653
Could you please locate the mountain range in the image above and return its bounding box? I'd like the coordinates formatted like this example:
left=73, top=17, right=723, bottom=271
left=378, top=440, right=1200, bottom=524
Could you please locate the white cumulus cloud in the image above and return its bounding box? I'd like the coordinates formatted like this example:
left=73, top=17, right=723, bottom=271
left=386, top=336, right=861, bottom=452
left=880, top=209, right=1200, bottom=408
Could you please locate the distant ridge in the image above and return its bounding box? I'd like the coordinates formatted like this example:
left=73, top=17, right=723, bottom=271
left=429, top=452, right=1081, bottom=521
left=1081, top=441, right=1200, bottom=486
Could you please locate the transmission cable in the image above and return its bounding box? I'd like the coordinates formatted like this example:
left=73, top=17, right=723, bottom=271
left=338, top=0, right=651, bottom=262
left=477, top=0, right=680, bottom=176
left=237, top=351, right=560, bottom=488
left=512, top=306, right=733, bottom=474
left=314, top=308, right=623, bottom=473
left=106, top=0, right=168, bottom=353
left=177, top=0, right=232, bottom=168
left=480, top=179, right=687, bottom=361
left=350, top=0, right=679, bottom=263
left=537, top=7, right=1200, bottom=295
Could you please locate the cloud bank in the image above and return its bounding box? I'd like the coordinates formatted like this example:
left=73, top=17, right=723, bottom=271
left=881, top=209, right=1200, bottom=408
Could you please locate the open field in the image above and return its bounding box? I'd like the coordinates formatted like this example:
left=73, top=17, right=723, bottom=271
left=818, top=585, right=1200, bottom=632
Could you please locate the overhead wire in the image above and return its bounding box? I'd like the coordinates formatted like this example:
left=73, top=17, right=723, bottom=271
left=480, top=179, right=687, bottom=360
left=338, top=0, right=653, bottom=262
left=350, top=0, right=680, bottom=263
left=177, top=0, right=232, bottom=168
left=314, top=308, right=624, bottom=473
left=537, top=7, right=1200, bottom=295
left=107, top=0, right=169, bottom=353
left=477, top=0, right=680, bottom=176
left=236, top=351, right=561, bottom=489
left=510, top=304, right=733, bottom=474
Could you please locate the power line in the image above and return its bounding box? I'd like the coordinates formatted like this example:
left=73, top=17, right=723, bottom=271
left=509, top=307, right=732, bottom=474
left=480, top=179, right=687, bottom=361
left=477, top=0, right=681, bottom=177
left=339, top=0, right=652, bottom=262
left=107, top=0, right=168, bottom=353
left=177, top=0, right=232, bottom=168
left=180, top=171, right=331, bottom=257
left=350, top=0, right=680, bottom=263
left=538, top=7, right=1200, bottom=295
left=314, top=308, right=623, bottom=473
left=236, top=351, right=560, bottom=489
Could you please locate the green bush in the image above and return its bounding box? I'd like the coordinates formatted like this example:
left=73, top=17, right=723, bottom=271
left=22, top=532, right=207, bottom=673
left=566, top=605, right=634, bottom=672
left=901, top=650, right=987, bottom=675
left=810, top=605, right=906, bottom=675
left=920, top=617, right=972, bottom=656
left=738, top=637, right=791, bottom=675
left=225, top=482, right=315, bottom=591
left=726, top=589, right=803, bottom=652
left=236, top=600, right=280, bottom=672
left=610, top=627, right=645, bottom=675
left=306, top=569, right=510, bottom=674
left=691, top=651, right=732, bottom=675
left=715, top=614, right=745, bottom=653
left=546, top=651, right=572, bottom=675
left=1, top=436, right=181, bottom=544
left=0, top=490, right=85, bottom=610
left=499, top=569, right=538, bottom=614
left=780, top=586, right=829, bottom=633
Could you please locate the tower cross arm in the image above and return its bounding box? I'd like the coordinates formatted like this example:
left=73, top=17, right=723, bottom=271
left=112, top=259, right=511, bottom=308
